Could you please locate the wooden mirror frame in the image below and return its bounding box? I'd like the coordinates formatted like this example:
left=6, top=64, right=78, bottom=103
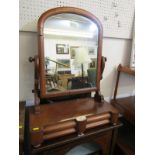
left=38, top=7, right=103, bottom=98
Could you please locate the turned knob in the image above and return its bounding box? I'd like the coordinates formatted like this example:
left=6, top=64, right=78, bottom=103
left=29, top=57, right=35, bottom=62
left=76, top=116, right=87, bottom=136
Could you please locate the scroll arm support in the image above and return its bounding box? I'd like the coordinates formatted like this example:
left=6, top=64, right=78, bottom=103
left=95, top=56, right=107, bottom=103
left=100, top=56, right=107, bottom=80
left=29, top=55, right=40, bottom=114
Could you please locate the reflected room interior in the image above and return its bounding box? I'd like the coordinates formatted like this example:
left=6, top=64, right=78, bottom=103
left=43, top=13, right=98, bottom=93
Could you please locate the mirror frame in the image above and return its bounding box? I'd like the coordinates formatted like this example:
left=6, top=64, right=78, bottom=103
left=38, top=7, right=103, bottom=98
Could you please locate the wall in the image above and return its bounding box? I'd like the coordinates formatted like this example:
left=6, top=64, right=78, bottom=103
left=101, top=37, right=135, bottom=101
left=19, top=31, right=134, bottom=102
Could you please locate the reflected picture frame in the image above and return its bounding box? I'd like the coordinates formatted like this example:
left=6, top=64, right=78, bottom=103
left=56, top=44, right=69, bottom=54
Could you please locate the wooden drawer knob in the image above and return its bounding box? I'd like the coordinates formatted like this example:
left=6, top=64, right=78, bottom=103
left=76, top=116, right=87, bottom=136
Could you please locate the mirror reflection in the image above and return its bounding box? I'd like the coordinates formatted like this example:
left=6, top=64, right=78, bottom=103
left=44, top=13, right=99, bottom=93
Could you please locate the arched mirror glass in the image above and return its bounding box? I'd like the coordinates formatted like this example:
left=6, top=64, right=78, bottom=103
left=43, top=13, right=99, bottom=93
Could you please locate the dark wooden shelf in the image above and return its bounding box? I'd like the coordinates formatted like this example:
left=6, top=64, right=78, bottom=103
left=118, top=142, right=134, bottom=155
left=112, top=64, right=135, bottom=124
left=114, top=117, right=135, bottom=155
left=112, top=64, right=135, bottom=155
left=118, top=64, right=135, bottom=76
left=115, top=138, right=135, bottom=155
left=111, top=96, right=135, bottom=125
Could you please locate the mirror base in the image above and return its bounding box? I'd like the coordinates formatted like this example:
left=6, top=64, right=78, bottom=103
left=94, top=91, right=104, bottom=103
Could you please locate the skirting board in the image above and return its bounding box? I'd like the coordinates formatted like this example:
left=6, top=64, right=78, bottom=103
left=104, top=93, right=134, bottom=102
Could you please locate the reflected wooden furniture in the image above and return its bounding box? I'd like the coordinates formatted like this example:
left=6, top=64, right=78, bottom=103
left=58, top=74, right=75, bottom=88
left=19, top=102, right=25, bottom=155
left=68, top=76, right=89, bottom=89
left=111, top=64, right=135, bottom=155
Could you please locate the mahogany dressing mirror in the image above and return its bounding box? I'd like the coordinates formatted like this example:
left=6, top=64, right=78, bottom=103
left=37, top=7, right=103, bottom=99
left=27, top=8, right=121, bottom=154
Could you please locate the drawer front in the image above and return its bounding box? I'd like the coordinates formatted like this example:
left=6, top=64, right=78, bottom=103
left=33, top=130, right=113, bottom=155
left=30, top=112, right=113, bottom=147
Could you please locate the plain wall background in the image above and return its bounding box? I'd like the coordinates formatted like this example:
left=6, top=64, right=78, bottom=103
left=19, top=31, right=134, bottom=102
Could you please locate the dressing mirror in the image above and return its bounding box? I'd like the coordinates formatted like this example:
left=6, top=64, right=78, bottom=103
left=38, top=7, right=103, bottom=98
left=27, top=8, right=121, bottom=155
